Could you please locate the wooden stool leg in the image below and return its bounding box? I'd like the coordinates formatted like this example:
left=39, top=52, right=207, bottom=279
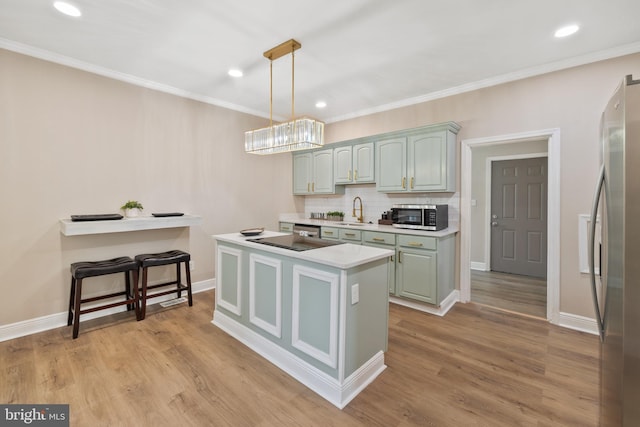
left=140, top=267, right=148, bottom=320
left=176, top=262, right=182, bottom=299
left=68, top=277, right=76, bottom=326
left=185, top=261, right=193, bottom=307
left=132, top=269, right=142, bottom=321
left=72, top=278, right=83, bottom=339
left=125, top=271, right=133, bottom=311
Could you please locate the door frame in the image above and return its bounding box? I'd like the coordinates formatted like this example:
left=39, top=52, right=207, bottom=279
left=460, top=128, right=560, bottom=324
left=484, top=152, right=548, bottom=272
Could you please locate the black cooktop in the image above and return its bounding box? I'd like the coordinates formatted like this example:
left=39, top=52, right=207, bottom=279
left=247, top=235, right=344, bottom=252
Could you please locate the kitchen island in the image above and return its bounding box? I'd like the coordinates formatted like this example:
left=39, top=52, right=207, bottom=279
left=212, top=231, right=393, bottom=409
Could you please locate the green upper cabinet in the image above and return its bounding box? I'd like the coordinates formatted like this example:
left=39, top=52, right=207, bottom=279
left=376, top=122, right=459, bottom=193
left=375, top=137, right=407, bottom=192
left=334, top=142, right=374, bottom=184
left=293, top=149, right=340, bottom=195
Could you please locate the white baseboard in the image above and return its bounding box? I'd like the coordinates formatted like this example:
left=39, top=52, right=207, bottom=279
left=0, top=278, right=216, bottom=342
left=558, top=311, right=599, bottom=335
left=470, top=262, right=488, bottom=271
left=212, top=310, right=386, bottom=409
left=389, top=289, right=459, bottom=317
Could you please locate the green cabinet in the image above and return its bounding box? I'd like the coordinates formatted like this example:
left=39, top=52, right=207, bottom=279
left=362, top=231, right=396, bottom=294
left=394, top=234, right=455, bottom=306
left=293, top=149, right=339, bottom=195
left=321, top=227, right=340, bottom=240
left=376, top=123, right=459, bottom=193
left=334, top=142, right=374, bottom=184
left=279, top=222, right=294, bottom=233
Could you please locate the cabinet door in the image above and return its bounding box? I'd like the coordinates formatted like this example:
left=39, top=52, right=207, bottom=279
left=312, top=149, right=334, bottom=194
left=293, top=153, right=312, bottom=194
left=408, top=131, right=449, bottom=192
left=376, top=137, right=407, bottom=192
left=397, top=248, right=437, bottom=304
left=353, top=142, right=375, bottom=183
left=333, top=146, right=353, bottom=184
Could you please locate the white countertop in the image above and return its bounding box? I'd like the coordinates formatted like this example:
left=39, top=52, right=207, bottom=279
left=60, top=214, right=202, bottom=236
left=214, top=231, right=394, bottom=270
left=279, top=214, right=458, bottom=238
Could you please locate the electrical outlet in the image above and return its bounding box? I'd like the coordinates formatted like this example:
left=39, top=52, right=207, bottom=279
left=189, top=260, right=195, bottom=271
left=351, top=283, right=359, bottom=305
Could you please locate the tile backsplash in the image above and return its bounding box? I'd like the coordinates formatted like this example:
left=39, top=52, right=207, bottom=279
left=302, top=184, right=459, bottom=224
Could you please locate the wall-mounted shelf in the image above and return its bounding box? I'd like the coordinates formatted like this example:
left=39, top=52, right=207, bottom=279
left=59, top=214, right=202, bottom=236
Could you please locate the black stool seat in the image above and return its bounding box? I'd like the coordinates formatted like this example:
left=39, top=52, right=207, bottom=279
left=68, top=256, right=141, bottom=339
left=135, top=250, right=190, bottom=267
left=71, top=257, right=139, bottom=279
left=135, top=250, right=193, bottom=319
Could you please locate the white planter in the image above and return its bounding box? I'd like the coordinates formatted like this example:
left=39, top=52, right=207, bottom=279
left=125, top=208, right=141, bottom=218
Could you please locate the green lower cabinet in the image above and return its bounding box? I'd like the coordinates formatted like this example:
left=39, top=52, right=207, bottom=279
left=279, top=222, right=294, bottom=233
left=321, top=227, right=339, bottom=240
left=396, top=248, right=437, bottom=304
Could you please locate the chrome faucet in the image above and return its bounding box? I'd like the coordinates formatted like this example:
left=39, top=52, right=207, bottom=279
left=352, top=196, right=364, bottom=223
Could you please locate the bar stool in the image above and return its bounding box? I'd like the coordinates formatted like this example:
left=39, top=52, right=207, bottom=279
left=68, top=256, right=141, bottom=339
left=134, top=250, right=193, bottom=319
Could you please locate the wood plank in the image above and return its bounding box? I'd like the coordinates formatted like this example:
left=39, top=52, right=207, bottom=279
left=471, top=270, right=547, bottom=318
left=0, top=291, right=598, bottom=426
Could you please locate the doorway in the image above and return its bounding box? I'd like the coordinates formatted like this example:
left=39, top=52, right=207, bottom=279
left=460, top=129, right=561, bottom=324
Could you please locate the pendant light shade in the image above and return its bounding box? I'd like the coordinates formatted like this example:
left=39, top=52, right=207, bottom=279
left=245, top=39, right=325, bottom=155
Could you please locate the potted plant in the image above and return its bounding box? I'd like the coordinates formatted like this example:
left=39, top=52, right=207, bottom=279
left=326, top=211, right=344, bottom=221
left=121, top=200, right=143, bottom=217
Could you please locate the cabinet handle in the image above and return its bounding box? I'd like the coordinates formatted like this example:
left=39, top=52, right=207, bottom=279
left=372, top=237, right=385, bottom=242
left=407, top=242, right=424, bottom=247
left=312, top=182, right=315, bottom=192
left=345, top=233, right=356, bottom=237
left=402, top=177, right=406, bottom=189
left=410, top=177, right=414, bottom=189
left=398, top=251, right=402, bottom=263
left=354, top=170, right=358, bottom=180
left=325, top=231, right=334, bottom=235
left=390, top=255, right=394, bottom=262
left=307, top=183, right=310, bottom=192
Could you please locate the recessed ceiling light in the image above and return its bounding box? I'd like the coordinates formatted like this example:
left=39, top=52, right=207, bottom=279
left=554, top=24, right=579, bottom=38
left=315, top=101, right=327, bottom=109
left=228, top=69, right=243, bottom=78
left=53, top=1, right=82, bottom=17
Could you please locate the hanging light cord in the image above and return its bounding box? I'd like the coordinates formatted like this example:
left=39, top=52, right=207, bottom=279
left=291, top=48, right=295, bottom=120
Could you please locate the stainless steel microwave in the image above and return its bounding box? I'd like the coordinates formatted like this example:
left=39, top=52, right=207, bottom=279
left=391, top=204, right=448, bottom=231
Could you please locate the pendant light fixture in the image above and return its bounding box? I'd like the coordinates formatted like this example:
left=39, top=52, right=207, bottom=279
left=245, top=39, right=324, bottom=155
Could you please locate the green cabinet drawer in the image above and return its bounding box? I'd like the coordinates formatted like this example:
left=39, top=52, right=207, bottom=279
left=321, top=227, right=340, bottom=240
left=339, top=228, right=362, bottom=242
left=279, top=222, right=294, bottom=233
left=363, top=231, right=396, bottom=246
left=397, top=234, right=437, bottom=250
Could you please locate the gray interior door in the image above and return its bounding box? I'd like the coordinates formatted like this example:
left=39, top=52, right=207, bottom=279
left=490, top=157, right=547, bottom=278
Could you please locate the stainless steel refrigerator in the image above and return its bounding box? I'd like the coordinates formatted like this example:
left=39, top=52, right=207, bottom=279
left=589, top=75, right=640, bottom=426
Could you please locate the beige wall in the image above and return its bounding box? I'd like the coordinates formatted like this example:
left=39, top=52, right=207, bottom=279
left=0, top=49, right=301, bottom=326
left=327, top=52, right=640, bottom=318
left=3, top=46, right=640, bottom=329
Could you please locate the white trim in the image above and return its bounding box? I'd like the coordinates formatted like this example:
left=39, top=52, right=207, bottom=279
left=558, top=312, right=599, bottom=335
left=0, top=278, right=215, bottom=342
left=291, top=265, right=339, bottom=369
left=338, top=270, right=348, bottom=383
left=249, top=254, right=282, bottom=339
left=470, top=262, right=488, bottom=271
left=216, top=246, right=242, bottom=316
left=212, top=309, right=386, bottom=409
left=461, top=128, right=561, bottom=325
left=389, top=290, right=459, bottom=317
left=578, top=214, right=601, bottom=275
left=483, top=152, right=548, bottom=270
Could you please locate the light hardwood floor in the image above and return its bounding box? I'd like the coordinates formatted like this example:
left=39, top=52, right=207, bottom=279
left=471, top=270, right=547, bottom=318
left=0, top=290, right=599, bottom=426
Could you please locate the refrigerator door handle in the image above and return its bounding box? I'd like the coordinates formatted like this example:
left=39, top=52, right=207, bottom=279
left=589, top=164, right=605, bottom=341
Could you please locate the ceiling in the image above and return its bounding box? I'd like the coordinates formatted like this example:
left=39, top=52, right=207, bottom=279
left=1, top=0, right=640, bottom=123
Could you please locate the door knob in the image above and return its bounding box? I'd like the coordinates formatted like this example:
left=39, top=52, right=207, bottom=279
left=492, top=214, right=498, bottom=219
left=491, top=222, right=498, bottom=227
